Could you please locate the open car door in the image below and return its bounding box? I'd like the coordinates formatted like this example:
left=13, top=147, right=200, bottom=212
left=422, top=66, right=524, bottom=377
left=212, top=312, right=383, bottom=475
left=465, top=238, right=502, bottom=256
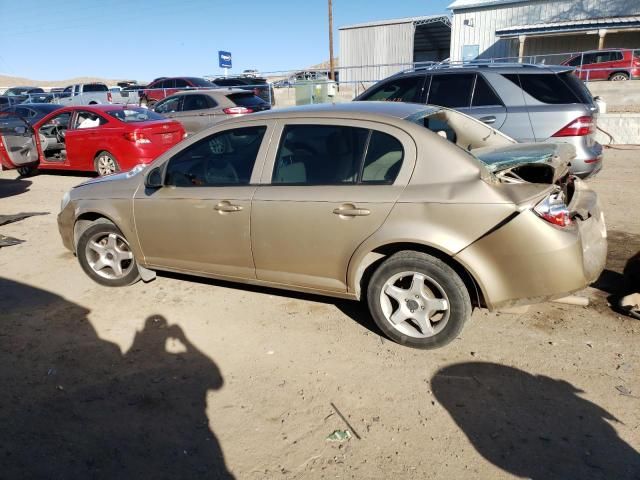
left=0, top=112, right=39, bottom=169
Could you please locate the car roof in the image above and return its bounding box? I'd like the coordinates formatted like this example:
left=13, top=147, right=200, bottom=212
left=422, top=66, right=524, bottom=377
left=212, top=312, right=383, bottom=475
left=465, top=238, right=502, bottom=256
left=174, top=88, right=248, bottom=96
left=251, top=101, right=439, bottom=121
left=394, top=63, right=573, bottom=76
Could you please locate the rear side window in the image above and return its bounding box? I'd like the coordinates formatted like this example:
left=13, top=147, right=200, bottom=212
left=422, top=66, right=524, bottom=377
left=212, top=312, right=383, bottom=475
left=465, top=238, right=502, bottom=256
left=83, top=84, right=108, bottom=92
left=503, top=74, right=580, bottom=104
left=360, top=76, right=425, bottom=103
left=227, top=93, right=267, bottom=107
left=428, top=74, right=474, bottom=108
left=182, top=94, right=212, bottom=111
left=74, top=111, right=107, bottom=129
left=272, top=125, right=403, bottom=185
left=472, top=75, right=502, bottom=107
left=361, top=131, right=404, bottom=184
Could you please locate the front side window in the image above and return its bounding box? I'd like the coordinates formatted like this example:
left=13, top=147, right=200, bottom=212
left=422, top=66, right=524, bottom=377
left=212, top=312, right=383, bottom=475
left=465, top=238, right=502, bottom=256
left=272, top=125, right=404, bottom=185
left=155, top=96, right=181, bottom=113
left=361, top=76, right=425, bottom=103
left=472, top=74, right=502, bottom=107
left=165, top=126, right=266, bottom=187
left=428, top=74, right=474, bottom=108
left=15, top=107, right=35, bottom=118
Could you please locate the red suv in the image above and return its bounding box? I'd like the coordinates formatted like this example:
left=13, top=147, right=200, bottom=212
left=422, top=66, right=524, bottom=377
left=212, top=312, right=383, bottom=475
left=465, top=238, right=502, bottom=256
left=563, top=48, right=640, bottom=81
left=140, top=77, right=217, bottom=106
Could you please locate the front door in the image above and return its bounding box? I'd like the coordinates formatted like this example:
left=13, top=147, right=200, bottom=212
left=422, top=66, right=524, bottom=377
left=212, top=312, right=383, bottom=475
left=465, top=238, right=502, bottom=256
left=0, top=113, right=38, bottom=168
left=252, top=121, right=416, bottom=292
left=133, top=123, right=271, bottom=279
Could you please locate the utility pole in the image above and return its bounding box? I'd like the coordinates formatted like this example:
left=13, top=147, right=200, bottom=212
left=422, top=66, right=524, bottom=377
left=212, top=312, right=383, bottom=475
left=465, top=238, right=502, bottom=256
left=328, top=0, right=335, bottom=80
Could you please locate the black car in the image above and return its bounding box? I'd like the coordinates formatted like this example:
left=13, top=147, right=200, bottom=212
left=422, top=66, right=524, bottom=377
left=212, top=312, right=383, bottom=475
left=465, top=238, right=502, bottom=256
left=211, top=76, right=275, bottom=105
left=0, top=103, right=63, bottom=124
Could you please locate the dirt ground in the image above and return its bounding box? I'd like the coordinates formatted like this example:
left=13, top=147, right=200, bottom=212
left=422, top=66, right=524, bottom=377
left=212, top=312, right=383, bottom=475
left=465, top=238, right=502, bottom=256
left=1, top=149, right=639, bottom=479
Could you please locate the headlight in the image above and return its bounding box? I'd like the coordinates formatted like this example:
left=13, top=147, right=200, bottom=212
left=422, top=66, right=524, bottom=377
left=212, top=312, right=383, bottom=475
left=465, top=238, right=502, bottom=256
left=60, top=190, right=71, bottom=211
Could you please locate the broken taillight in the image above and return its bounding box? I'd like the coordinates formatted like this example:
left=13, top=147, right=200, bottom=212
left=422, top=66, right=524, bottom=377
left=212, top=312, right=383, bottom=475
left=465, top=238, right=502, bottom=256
left=552, top=116, right=595, bottom=137
left=534, top=192, right=572, bottom=227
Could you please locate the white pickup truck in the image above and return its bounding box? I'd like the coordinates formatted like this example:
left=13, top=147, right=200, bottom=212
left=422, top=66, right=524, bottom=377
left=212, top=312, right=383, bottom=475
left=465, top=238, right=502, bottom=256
left=55, top=82, right=139, bottom=106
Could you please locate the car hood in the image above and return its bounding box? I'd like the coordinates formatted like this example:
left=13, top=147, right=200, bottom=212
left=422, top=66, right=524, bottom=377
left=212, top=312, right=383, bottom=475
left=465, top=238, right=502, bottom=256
left=471, top=143, right=574, bottom=184
left=74, top=164, right=147, bottom=188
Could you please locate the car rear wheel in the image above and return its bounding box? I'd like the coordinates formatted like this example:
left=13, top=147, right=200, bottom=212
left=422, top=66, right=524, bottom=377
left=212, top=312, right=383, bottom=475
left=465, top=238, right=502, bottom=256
left=77, top=219, right=140, bottom=287
left=95, top=151, right=120, bottom=176
left=367, top=251, right=471, bottom=349
left=610, top=72, right=629, bottom=81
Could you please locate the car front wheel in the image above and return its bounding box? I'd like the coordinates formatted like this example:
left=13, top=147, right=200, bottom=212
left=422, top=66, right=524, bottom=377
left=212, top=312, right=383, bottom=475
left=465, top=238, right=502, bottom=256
left=77, top=219, right=140, bottom=287
left=367, top=251, right=471, bottom=349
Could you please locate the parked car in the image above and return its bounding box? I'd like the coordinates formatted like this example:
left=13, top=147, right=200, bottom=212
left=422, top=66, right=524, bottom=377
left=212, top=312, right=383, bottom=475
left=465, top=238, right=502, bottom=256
left=0, top=103, right=62, bottom=124
left=153, top=89, right=271, bottom=135
left=210, top=76, right=275, bottom=105
left=55, top=82, right=138, bottom=106
left=356, top=63, right=602, bottom=178
left=563, top=48, right=640, bottom=81
left=57, top=102, right=607, bottom=349
left=3, top=86, right=45, bottom=103
left=0, top=96, right=20, bottom=108
left=0, top=105, right=185, bottom=176
left=139, top=77, right=217, bottom=107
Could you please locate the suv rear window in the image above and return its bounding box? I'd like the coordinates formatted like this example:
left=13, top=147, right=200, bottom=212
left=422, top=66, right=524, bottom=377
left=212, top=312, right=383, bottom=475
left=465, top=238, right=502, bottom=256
left=83, top=84, right=108, bottom=92
left=503, top=73, right=581, bottom=104
left=227, top=92, right=267, bottom=107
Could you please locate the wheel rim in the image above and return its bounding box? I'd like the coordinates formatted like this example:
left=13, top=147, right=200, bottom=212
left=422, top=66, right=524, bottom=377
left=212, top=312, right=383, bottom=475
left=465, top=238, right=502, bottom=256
left=97, top=155, right=116, bottom=176
left=611, top=74, right=628, bottom=81
left=85, top=232, right=134, bottom=280
left=379, top=271, right=450, bottom=339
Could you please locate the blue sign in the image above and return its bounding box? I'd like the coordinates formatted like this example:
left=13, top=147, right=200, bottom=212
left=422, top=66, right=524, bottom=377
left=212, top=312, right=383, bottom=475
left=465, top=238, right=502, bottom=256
left=218, top=51, right=232, bottom=69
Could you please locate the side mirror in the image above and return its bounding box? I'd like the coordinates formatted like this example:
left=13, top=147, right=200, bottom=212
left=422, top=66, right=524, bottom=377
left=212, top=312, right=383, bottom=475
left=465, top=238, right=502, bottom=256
left=145, top=166, right=164, bottom=188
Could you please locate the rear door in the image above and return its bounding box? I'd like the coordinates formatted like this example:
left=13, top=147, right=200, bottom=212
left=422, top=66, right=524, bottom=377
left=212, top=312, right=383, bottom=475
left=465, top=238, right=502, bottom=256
left=64, top=110, right=109, bottom=170
left=251, top=120, right=416, bottom=292
left=175, top=94, right=217, bottom=134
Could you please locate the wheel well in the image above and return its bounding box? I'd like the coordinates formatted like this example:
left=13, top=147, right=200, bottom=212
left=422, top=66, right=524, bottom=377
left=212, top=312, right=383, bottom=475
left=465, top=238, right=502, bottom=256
left=73, top=213, right=115, bottom=249
left=609, top=70, right=630, bottom=78
left=359, top=242, right=486, bottom=308
left=88, top=101, right=98, bottom=105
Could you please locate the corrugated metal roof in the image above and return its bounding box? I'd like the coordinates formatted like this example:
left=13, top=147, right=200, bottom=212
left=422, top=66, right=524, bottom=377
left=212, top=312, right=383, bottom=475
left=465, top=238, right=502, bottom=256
left=496, top=16, right=640, bottom=36
left=447, top=0, right=527, bottom=10
left=339, top=14, right=450, bottom=30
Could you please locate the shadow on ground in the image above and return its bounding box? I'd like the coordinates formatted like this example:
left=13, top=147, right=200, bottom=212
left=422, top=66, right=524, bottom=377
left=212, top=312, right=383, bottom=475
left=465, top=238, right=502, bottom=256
left=432, top=362, right=640, bottom=480
left=0, top=176, right=32, bottom=199
left=592, top=230, right=640, bottom=315
left=0, top=277, right=233, bottom=479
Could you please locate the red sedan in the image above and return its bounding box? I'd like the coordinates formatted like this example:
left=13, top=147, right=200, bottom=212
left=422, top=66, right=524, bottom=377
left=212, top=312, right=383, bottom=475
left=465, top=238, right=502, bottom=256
left=0, top=105, right=185, bottom=176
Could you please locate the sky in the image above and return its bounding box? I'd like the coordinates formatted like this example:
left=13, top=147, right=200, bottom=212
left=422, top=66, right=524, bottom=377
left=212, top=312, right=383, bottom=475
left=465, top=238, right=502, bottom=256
left=0, top=0, right=451, bottom=82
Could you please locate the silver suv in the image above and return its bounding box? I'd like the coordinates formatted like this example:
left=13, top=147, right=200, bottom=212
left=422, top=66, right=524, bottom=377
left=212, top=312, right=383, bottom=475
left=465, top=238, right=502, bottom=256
left=356, top=64, right=602, bottom=178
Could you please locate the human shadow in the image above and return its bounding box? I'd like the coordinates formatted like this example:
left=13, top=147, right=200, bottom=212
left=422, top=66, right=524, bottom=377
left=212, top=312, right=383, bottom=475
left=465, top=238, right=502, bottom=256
left=0, top=176, right=32, bottom=198
left=0, top=277, right=233, bottom=479
left=432, top=362, right=640, bottom=480
left=592, top=230, right=640, bottom=315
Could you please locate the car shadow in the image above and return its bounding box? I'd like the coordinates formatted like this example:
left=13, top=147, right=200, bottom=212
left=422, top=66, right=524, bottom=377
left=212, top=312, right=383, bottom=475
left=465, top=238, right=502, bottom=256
left=158, top=270, right=385, bottom=338
left=591, top=230, right=640, bottom=314
left=432, top=362, right=640, bottom=480
left=0, top=176, right=32, bottom=198
left=0, top=277, right=234, bottom=479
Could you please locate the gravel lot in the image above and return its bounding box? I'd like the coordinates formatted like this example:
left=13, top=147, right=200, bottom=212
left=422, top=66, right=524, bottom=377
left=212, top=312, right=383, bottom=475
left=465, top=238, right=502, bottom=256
left=1, top=149, right=639, bottom=479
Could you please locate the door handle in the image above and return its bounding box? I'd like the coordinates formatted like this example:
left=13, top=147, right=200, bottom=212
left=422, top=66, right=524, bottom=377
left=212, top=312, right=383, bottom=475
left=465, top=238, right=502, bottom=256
left=215, top=201, right=243, bottom=213
left=480, top=116, right=496, bottom=124
left=333, top=206, right=370, bottom=217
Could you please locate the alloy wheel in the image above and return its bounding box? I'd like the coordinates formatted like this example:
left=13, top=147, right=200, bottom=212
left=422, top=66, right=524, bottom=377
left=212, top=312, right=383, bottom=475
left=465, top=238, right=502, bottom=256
left=84, top=232, right=134, bottom=280
left=379, top=271, right=450, bottom=338
left=97, top=154, right=117, bottom=176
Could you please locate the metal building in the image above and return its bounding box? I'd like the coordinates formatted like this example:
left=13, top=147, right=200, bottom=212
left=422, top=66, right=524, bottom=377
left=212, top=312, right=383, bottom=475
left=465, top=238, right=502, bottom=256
left=449, top=0, right=640, bottom=62
left=339, top=15, right=451, bottom=83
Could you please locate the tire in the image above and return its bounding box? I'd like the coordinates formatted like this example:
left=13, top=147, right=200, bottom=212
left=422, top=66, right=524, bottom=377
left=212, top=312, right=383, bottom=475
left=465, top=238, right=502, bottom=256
left=94, top=151, right=120, bottom=176
left=366, top=251, right=471, bottom=349
left=609, top=72, right=629, bottom=81
left=17, top=165, right=37, bottom=177
left=77, top=219, right=140, bottom=287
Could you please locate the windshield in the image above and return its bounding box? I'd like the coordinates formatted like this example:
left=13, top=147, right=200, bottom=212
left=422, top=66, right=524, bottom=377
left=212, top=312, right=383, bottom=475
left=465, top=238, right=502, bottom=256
left=107, top=108, right=165, bottom=123
left=4, top=87, right=30, bottom=96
